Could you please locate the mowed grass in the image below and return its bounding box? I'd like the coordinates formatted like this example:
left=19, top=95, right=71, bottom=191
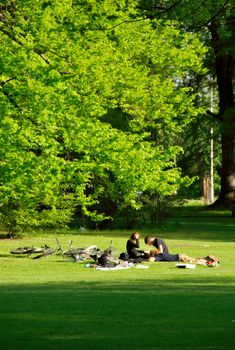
left=0, top=214, right=235, bottom=350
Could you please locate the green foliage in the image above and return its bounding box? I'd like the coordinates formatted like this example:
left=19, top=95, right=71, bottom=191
left=0, top=0, right=206, bottom=231
left=139, top=0, right=235, bottom=206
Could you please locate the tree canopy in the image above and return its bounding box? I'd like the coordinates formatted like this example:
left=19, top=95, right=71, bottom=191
left=0, top=0, right=207, bottom=231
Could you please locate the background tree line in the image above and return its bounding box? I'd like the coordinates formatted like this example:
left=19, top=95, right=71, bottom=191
left=140, top=0, right=235, bottom=207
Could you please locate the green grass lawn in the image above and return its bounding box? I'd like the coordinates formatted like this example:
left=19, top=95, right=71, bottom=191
left=0, top=215, right=235, bottom=350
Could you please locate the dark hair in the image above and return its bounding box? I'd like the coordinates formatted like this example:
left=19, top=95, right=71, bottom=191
left=144, top=236, right=154, bottom=244
left=130, top=232, right=140, bottom=240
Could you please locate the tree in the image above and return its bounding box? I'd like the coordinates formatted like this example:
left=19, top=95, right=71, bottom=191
left=138, top=0, right=235, bottom=207
left=0, top=0, right=206, bottom=232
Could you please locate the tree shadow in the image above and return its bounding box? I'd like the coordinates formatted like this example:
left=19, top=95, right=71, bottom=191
left=71, top=216, right=235, bottom=243
left=0, top=277, right=235, bottom=350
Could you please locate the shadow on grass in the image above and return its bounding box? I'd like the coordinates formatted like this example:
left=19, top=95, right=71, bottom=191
left=170, top=204, right=231, bottom=217
left=0, top=278, right=235, bottom=350
left=159, top=217, right=235, bottom=242
left=70, top=217, right=235, bottom=243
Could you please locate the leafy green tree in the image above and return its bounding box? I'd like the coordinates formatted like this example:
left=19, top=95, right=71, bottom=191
left=0, top=0, right=206, bottom=232
left=138, top=0, right=235, bottom=207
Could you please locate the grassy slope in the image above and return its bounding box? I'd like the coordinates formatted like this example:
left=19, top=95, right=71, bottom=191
left=0, top=211, right=235, bottom=350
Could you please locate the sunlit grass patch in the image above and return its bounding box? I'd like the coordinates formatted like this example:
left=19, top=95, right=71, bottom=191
left=0, top=215, right=235, bottom=349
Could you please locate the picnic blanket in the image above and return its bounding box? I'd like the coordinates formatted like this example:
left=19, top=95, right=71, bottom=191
left=96, top=263, right=149, bottom=271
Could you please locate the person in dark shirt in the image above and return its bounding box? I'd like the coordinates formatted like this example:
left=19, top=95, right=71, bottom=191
left=144, top=236, right=169, bottom=253
left=126, top=232, right=146, bottom=260
left=144, top=236, right=179, bottom=262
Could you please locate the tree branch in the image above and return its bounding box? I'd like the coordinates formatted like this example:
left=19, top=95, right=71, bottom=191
left=0, top=26, right=21, bottom=45
left=0, top=87, right=19, bottom=109
left=150, top=0, right=184, bottom=14
left=194, top=0, right=230, bottom=30
left=0, top=77, right=16, bottom=86
left=86, top=17, right=148, bottom=32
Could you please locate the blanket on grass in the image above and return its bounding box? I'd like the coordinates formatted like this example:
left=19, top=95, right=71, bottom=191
left=96, top=263, right=149, bottom=271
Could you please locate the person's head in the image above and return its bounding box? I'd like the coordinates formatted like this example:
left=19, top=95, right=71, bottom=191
left=130, top=231, right=140, bottom=240
left=144, top=236, right=155, bottom=245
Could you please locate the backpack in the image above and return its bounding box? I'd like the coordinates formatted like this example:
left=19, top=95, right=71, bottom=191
left=119, top=252, right=129, bottom=261
left=97, top=253, right=117, bottom=267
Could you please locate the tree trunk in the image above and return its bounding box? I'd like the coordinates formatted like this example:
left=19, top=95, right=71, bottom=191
left=209, top=18, right=235, bottom=208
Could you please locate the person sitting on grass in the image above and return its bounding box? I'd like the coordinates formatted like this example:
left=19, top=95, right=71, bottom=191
left=126, top=232, right=147, bottom=261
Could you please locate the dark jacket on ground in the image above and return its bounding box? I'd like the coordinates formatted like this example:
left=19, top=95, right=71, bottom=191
left=155, top=253, right=180, bottom=262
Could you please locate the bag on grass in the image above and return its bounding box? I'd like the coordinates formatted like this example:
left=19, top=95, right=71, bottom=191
left=97, top=254, right=117, bottom=268
left=119, top=252, right=129, bottom=261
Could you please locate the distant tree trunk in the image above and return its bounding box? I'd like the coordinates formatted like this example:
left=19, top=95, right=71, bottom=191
left=209, top=18, right=235, bottom=208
